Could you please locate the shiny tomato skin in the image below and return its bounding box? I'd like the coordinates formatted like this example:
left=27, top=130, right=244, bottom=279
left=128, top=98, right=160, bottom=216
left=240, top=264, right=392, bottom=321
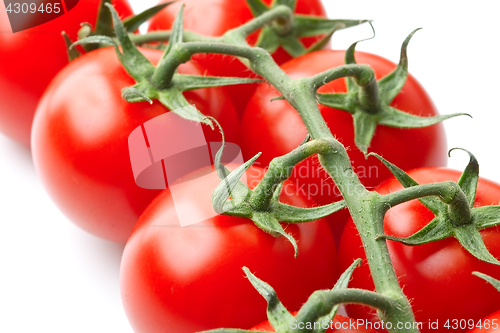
left=0, top=0, right=133, bottom=147
left=148, top=0, right=327, bottom=114
left=241, top=50, right=447, bottom=236
left=467, top=310, right=500, bottom=332
left=338, top=168, right=500, bottom=333
left=250, top=312, right=377, bottom=332
left=32, top=47, right=240, bottom=243
left=120, top=164, right=338, bottom=332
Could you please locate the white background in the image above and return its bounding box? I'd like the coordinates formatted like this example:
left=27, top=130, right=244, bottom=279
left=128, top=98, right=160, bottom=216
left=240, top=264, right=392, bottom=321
left=1, top=1, right=499, bottom=332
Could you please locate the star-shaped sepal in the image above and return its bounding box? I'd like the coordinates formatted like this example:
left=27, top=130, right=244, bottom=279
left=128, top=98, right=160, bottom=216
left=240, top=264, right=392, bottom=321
left=71, top=4, right=262, bottom=127
left=247, top=0, right=365, bottom=58
left=210, top=131, right=345, bottom=258
left=318, top=29, right=470, bottom=155
left=63, top=1, right=176, bottom=61
left=199, top=259, right=363, bottom=333
left=373, top=149, right=500, bottom=265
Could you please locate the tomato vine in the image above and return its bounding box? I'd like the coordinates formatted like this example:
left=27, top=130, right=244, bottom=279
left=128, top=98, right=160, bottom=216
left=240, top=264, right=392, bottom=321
left=78, top=2, right=500, bottom=332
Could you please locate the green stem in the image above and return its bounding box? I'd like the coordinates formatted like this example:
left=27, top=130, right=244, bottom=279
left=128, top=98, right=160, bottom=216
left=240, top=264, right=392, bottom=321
left=128, top=30, right=217, bottom=44
left=383, top=181, right=473, bottom=227
left=295, top=288, right=396, bottom=328
left=152, top=42, right=258, bottom=89
left=249, top=139, right=332, bottom=211
left=288, top=88, right=417, bottom=332
left=309, top=65, right=380, bottom=114
left=242, top=46, right=418, bottom=330
left=227, top=5, right=293, bottom=39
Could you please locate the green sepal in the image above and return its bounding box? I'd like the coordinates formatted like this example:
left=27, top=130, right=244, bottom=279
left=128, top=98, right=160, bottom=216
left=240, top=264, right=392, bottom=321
left=472, top=206, right=500, bottom=229
left=105, top=3, right=156, bottom=81
left=157, top=90, right=213, bottom=127
left=344, top=37, right=363, bottom=92
left=317, top=93, right=356, bottom=113
left=305, top=20, right=363, bottom=54
left=454, top=225, right=500, bottom=265
left=254, top=26, right=281, bottom=53
left=210, top=123, right=254, bottom=215
left=377, top=105, right=470, bottom=129
left=310, top=259, right=362, bottom=333
left=246, top=0, right=268, bottom=17
left=243, top=266, right=295, bottom=331
left=274, top=0, right=296, bottom=10
left=319, top=29, right=468, bottom=154
left=377, top=28, right=419, bottom=104
left=78, top=0, right=131, bottom=51
left=74, top=4, right=154, bottom=82
left=123, top=2, right=175, bottom=32
left=218, top=201, right=253, bottom=217
left=472, top=272, right=500, bottom=292
left=122, top=86, right=153, bottom=104
left=62, top=32, right=82, bottom=62
left=172, top=75, right=263, bottom=91
left=248, top=0, right=364, bottom=58
left=305, top=27, right=334, bottom=53
left=353, top=112, right=378, bottom=154
left=370, top=152, right=442, bottom=214
left=71, top=35, right=118, bottom=49
left=379, top=198, right=500, bottom=265
left=75, top=0, right=142, bottom=52
left=295, top=259, right=361, bottom=331
left=271, top=200, right=346, bottom=223
left=211, top=153, right=260, bottom=214
left=162, top=4, right=184, bottom=58
left=94, top=0, right=115, bottom=37
left=451, top=148, right=479, bottom=207
left=199, top=260, right=362, bottom=333
left=255, top=17, right=363, bottom=58
left=379, top=216, right=453, bottom=245
left=79, top=5, right=256, bottom=134
left=279, top=34, right=307, bottom=57
left=373, top=152, right=500, bottom=265
left=252, top=212, right=299, bottom=257
left=294, top=16, right=363, bottom=38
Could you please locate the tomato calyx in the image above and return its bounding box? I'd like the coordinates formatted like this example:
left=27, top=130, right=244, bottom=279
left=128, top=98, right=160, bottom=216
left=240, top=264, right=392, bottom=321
left=63, top=1, right=169, bottom=60
left=200, top=259, right=393, bottom=333
left=211, top=133, right=345, bottom=257
left=317, top=29, right=469, bottom=155
left=473, top=272, right=500, bottom=292
left=72, top=5, right=261, bottom=127
left=247, top=0, right=364, bottom=58
left=373, top=149, right=500, bottom=265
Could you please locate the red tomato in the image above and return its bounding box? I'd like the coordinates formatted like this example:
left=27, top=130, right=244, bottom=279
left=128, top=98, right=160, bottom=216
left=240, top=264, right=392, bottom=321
left=338, top=168, right=500, bottom=333
left=120, top=164, right=338, bottom=332
left=467, top=310, right=500, bottom=332
left=250, top=312, right=377, bottom=332
left=0, top=0, right=133, bottom=147
left=241, top=50, right=447, bottom=237
left=148, top=0, right=327, bottom=114
left=32, top=47, right=240, bottom=242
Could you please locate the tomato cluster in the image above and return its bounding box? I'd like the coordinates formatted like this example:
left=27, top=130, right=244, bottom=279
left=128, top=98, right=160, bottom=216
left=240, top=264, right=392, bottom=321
left=1, top=0, right=500, bottom=333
